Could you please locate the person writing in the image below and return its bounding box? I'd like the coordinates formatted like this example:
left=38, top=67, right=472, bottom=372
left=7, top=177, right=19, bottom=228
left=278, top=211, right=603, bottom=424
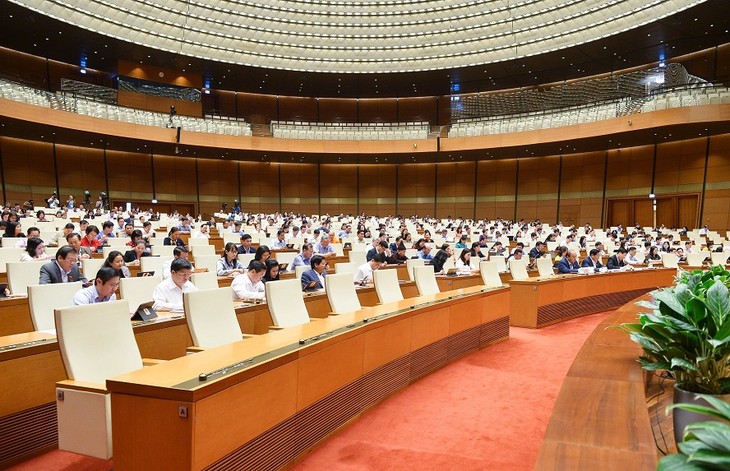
left=217, top=242, right=245, bottom=276
left=301, top=255, right=328, bottom=291
left=581, top=249, right=604, bottom=272
left=152, top=258, right=198, bottom=311
left=39, top=246, right=90, bottom=286
left=455, top=248, right=478, bottom=274
left=19, top=238, right=48, bottom=262
left=556, top=250, right=580, bottom=274
left=353, top=252, right=386, bottom=285
left=231, top=260, right=266, bottom=300
left=72, top=267, right=119, bottom=305
left=607, top=248, right=632, bottom=270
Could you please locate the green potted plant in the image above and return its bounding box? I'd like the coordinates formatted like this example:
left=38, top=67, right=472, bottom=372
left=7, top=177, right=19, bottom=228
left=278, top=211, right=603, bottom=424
left=658, top=395, right=730, bottom=470
left=621, top=266, right=730, bottom=442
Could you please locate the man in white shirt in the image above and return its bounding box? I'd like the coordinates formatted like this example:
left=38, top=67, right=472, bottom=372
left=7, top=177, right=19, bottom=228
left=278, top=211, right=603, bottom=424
left=230, top=261, right=266, bottom=301
left=152, top=258, right=197, bottom=311
left=353, top=253, right=386, bottom=285
left=270, top=229, right=288, bottom=249
left=162, top=246, right=190, bottom=279
left=626, top=246, right=642, bottom=265
left=72, top=267, right=119, bottom=305
left=314, top=236, right=336, bottom=258
left=193, top=224, right=210, bottom=239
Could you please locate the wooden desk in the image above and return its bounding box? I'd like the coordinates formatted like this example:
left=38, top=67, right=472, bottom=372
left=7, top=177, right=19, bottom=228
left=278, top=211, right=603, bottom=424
left=108, top=285, right=511, bottom=470
left=0, top=282, right=419, bottom=467
left=535, top=294, right=658, bottom=470
left=436, top=273, right=484, bottom=291
left=509, top=268, right=676, bottom=328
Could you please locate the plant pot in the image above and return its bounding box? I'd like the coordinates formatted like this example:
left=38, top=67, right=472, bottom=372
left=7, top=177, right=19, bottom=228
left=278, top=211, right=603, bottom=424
left=672, top=384, right=730, bottom=444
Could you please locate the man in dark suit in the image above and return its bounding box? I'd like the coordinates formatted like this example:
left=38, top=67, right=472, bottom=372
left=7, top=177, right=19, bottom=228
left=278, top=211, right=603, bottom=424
left=607, top=248, right=631, bottom=270
left=581, top=248, right=604, bottom=272
left=366, top=240, right=388, bottom=262
left=529, top=241, right=546, bottom=260
left=556, top=250, right=580, bottom=274
left=300, top=254, right=328, bottom=291
left=237, top=234, right=257, bottom=254
left=39, top=246, right=90, bottom=285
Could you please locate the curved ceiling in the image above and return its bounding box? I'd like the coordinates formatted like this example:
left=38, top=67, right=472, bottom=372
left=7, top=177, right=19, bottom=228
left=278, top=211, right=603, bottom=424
left=9, top=0, right=706, bottom=73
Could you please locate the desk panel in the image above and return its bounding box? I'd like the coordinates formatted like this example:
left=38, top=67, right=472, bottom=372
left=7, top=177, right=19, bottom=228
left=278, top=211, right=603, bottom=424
left=508, top=268, right=675, bottom=328
left=108, top=286, right=511, bottom=470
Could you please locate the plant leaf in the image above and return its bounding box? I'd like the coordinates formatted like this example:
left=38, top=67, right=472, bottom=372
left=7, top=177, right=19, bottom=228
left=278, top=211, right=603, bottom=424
left=686, top=449, right=730, bottom=466
left=671, top=358, right=698, bottom=371
left=705, top=281, right=730, bottom=325
left=657, top=453, right=702, bottom=471
left=655, top=289, right=687, bottom=317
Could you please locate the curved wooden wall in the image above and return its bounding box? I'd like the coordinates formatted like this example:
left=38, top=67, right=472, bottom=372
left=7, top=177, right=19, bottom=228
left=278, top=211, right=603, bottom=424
left=2, top=99, right=730, bottom=229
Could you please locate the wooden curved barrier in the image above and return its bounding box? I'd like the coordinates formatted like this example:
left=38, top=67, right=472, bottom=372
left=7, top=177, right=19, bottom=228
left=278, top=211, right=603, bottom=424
left=535, top=293, right=657, bottom=470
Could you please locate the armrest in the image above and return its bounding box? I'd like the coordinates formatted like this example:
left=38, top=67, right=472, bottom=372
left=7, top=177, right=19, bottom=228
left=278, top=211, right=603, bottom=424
left=56, top=379, right=107, bottom=394
left=268, top=325, right=286, bottom=331
left=142, top=358, right=166, bottom=366
left=186, top=346, right=206, bottom=354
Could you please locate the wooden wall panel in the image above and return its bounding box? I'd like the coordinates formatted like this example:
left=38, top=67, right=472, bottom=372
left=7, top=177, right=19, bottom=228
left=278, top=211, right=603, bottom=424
left=358, top=99, right=398, bottom=123
left=475, top=159, right=517, bottom=220
left=320, top=164, right=357, bottom=215
left=106, top=150, right=154, bottom=202
left=55, top=144, right=107, bottom=201
left=280, top=163, right=318, bottom=214
left=277, top=97, right=318, bottom=122
left=318, top=99, right=358, bottom=123
left=359, top=164, right=396, bottom=216
left=0, top=48, right=48, bottom=89
left=559, top=151, right=605, bottom=228
left=214, top=90, right=238, bottom=119
left=655, top=138, right=705, bottom=193
left=1, top=137, right=55, bottom=204
left=704, top=134, right=730, bottom=229
left=436, top=162, right=475, bottom=219
left=197, top=159, right=240, bottom=217
left=152, top=154, right=196, bottom=205
left=397, top=97, right=438, bottom=123
left=398, top=163, right=436, bottom=216
left=238, top=93, right=277, bottom=125
left=516, top=156, right=559, bottom=222
left=239, top=162, right=280, bottom=214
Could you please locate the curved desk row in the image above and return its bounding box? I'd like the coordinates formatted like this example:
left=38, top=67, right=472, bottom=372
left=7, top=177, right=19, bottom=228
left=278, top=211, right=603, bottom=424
left=107, top=286, right=511, bottom=470
left=535, top=294, right=658, bottom=470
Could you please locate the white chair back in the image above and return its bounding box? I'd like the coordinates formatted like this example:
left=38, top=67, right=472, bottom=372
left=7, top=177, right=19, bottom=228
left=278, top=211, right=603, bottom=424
left=187, top=237, right=209, bottom=247
left=119, top=275, right=162, bottom=312
left=106, top=238, right=127, bottom=248
left=237, top=253, right=255, bottom=267
left=141, top=256, right=170, bottom=275
left=151, top=245, right=175, bottom=257
left=685, top=252, right=705, bottom=266
left=55, top=300, right=142, bottom=384
left=334, top=262, right=358, bottom=275
left=7, top=261, right=44, bottom=295
left=184, top=288, right=242, bottom=348
left=191, top=271, right=218, bottom=289
left=325, top=273, right=361, bottom=314
left=536, top=257, right=554, bottom=278
left=274, top=251, right=297, bottom=268
left=406, top=258, right=425, bottom=281
left=509, top=258, right=529, bottom=280
left=479, top=261, right=503, bottom=288
left=490, top=255, right=506, bottom=272
left=295, top=265, right=308, bottom=280
left=660, top=252, right=678, bottom=269
left=191, top=244, right=215, bottom=256
left=373, top=269, right=403, bottom=304
left=710, top=252, right=727, bottom=266
left=0, top=247, right=25, bottom=272
left=329, top=243, right=344, bottom=256
left=265, top=279, right=310, bottom=328
left=82, top=258, right=105, bottom=280
left=414, top=265, right=439, bottom=296
left=28, top=282, right=82, bottom=331
left=192, top=254, right=218, bottom=273
left=348, top=250, right=367, bottom=265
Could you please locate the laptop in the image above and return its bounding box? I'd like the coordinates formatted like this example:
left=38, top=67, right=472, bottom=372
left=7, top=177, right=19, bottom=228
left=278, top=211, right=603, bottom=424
left=131, top=300, right=158, bottom=321
left=344, top=242, right=352, bottom=250
left=136, top=271, right=155, bottom=277
left=286, top=243, right=295, bottom=249
left=445, top=268, right=459, bottom=276
left=0, top=282, right=7, bottom=298
left=278, top=262, right=289, bottom=271
left=303, top=281, right=318, bottom=291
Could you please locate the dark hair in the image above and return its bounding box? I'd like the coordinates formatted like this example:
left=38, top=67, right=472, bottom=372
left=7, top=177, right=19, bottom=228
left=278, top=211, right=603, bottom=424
left=103, top=250, right=124, bottom=268
left=459, top=248, right=471, bottom=264
left=171, top=258, right=193, bottom=272
left=66, top=232, right=82, bottom=242
left=143, top=221, right=152, bottom=228
left=26, top=226, right=40, bottom=235
left=301, top=242, right=313, bottom=252
left=371, top=252, right=386, bottom=263
left=94, top=266, right=119, bottom=284
left=85, top=225, right=99, bottom=235
left=168, top=227, right=179, bottom=237
left=378, top=240, right=388, bottom=249
left=25, top=237, right=44, bottom=257
left=310, top=254, right=325, bottom=269
left=254, top=245, right=271, bottom=262
left=173, top=246, right=189, bottom=257
left=56, top=246, right=77, bottom=260
left=431, top=249, right=450, bottom=272
left=248, top=260, right=266, bottom=273
left=241, top=233, right=252, bottom=241
left=589, top=248, right=600, bottom=257
left=223, top=242, right=238, bottom=261
left=102, top=221, right=114, bottom=230
left=3, top=221, right=21, bottom=238
left=263, top=259, right=280, bottom=281
left=64, top=223, right=75, bottom=230
left=130, top=229, right=143, bottom=241
left=616, top=248, right=628, bottom=254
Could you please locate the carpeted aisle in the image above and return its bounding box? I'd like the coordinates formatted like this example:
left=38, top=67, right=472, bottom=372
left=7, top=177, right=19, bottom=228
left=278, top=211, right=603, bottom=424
left=9, top=311, right=609, bottom=471
left=292, top=311, right=611, bottom=471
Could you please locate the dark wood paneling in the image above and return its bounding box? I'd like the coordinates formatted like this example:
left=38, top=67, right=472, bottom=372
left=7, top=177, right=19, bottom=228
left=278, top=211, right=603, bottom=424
left=106, top=150, right=154, bottom=202
left=436, top=162, right=474, bottom=219
left=359, top=164, right=396, bottom=216
left=55, top=144, right=106, bottom=200
left=280, top=163, right=318, bottom=214
left=239, top=161, right=280, bottom=214
left=358, top=99, right=398, bottom=123
left=476, top=159, right=517, bottom=220
left=0, top=137, right=55, bottom=204
left=118, top=60, right=202, bottom=88
left=197, top=159, right=239, bottom=216
left=398, top=163, right=436, bottom=216
left=320, top=164, right=357, bottom=215
left=237, top=93, right=278, bottom=124
left=397, top=97, right=437, bottom=123
left=278, top=97, right=318, bottom=122
left=318, top=99, right=357, bottom=123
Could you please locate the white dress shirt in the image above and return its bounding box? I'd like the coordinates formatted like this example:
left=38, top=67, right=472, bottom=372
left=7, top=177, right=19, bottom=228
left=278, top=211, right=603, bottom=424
left=353, top=262, right=373, bottom=284
left=230, top=272, right=266, bottom=300
left=152, top=277, right=197, bottom=311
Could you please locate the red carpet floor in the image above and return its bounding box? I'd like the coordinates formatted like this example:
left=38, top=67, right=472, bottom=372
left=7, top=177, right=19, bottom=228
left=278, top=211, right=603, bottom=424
left=292, top=311, right=611, bottom=471
left=10, top=311, right=609, bottom=471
